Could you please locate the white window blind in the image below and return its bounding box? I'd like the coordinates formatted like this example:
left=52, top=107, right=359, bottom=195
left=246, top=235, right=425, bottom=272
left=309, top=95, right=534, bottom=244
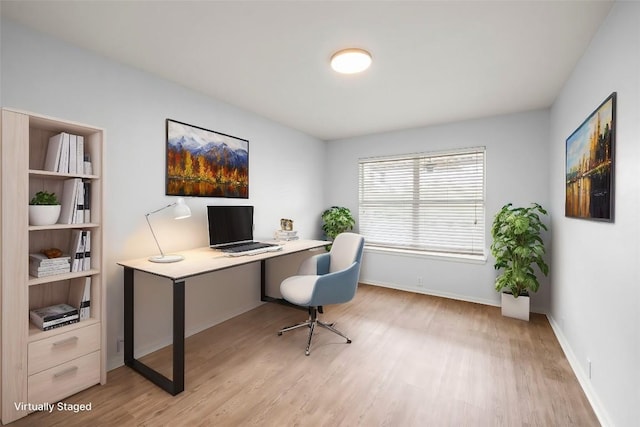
left=358, top=147, right=485, bottom=256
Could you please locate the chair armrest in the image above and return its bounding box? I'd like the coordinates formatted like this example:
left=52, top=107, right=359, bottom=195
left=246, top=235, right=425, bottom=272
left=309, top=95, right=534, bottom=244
left=298, top=252, right=331, bottom=275
left=309, top=261, right=360, bottom=306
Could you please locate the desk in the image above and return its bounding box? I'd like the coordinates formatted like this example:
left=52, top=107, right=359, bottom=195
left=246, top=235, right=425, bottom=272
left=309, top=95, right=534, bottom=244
left=117, top=239, right=327, bottom=395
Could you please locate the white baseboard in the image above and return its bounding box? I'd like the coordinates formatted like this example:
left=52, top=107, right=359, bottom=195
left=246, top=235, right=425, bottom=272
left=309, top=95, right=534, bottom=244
left=546, top=314, right=613, bottom=427
left=360, top=279, right=500, bottom=307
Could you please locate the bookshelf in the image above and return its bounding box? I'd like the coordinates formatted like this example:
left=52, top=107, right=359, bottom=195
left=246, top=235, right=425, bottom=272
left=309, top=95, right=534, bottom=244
left=0, top=109, right=105, bottom=424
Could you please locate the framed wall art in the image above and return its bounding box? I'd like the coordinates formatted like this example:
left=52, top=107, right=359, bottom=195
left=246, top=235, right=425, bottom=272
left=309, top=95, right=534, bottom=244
left=166, top=119, right=249, bottom=198
left=565, top=92, right=616, bottom=221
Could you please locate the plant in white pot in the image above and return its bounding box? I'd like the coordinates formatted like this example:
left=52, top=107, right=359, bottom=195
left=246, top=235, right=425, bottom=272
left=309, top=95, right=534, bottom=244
left=490, top=203, right=549, bottom=321
left=29, top=191, right=61, bottom=226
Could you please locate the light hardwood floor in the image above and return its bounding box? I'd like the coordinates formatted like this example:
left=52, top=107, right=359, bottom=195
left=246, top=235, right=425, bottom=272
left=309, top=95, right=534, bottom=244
left=12, top=285, right=599, bottom=426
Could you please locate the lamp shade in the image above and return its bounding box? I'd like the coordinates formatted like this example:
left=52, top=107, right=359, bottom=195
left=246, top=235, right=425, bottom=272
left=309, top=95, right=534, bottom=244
left=173, top=197, right=191, bottom=220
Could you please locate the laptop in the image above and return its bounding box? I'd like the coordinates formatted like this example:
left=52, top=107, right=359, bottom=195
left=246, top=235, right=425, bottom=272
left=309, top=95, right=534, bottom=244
left=207, top=205, right=279, bottom=255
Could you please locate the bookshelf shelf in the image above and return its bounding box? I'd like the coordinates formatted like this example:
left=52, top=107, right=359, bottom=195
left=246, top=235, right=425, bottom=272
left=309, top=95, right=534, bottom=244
left=1, top=108, right=106, bottom=424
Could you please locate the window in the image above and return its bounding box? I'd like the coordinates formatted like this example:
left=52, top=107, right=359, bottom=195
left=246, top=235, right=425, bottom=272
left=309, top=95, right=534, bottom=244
left=358, top=147, right=485, bottom=257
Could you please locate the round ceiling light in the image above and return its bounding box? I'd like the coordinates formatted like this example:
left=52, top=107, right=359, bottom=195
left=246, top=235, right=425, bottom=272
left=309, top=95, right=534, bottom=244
left=330, top=48, right=372, bottom=74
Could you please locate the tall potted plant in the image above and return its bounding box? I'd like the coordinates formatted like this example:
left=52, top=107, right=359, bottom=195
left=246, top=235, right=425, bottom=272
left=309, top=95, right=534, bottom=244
left=490, top=203, right=549, bottom=321
left=321, top=206, right=355, bottom=250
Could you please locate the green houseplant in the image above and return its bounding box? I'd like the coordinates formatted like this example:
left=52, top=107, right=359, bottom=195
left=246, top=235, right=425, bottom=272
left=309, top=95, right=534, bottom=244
left=321, top=206, right=355, bottom=249
left=29, top=191, right=61, bottom=226
left=490, top=203, right=549, bottom=299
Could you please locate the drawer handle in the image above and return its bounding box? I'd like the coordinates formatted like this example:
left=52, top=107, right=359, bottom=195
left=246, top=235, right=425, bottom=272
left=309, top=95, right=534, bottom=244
left=53, top=366, right=78, bottom=378
left=52, top=336, right=79, bottom=347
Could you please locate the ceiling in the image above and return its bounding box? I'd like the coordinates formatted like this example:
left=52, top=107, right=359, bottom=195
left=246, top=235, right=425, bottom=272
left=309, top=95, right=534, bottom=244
left=1, top=0, right=614, bottom=141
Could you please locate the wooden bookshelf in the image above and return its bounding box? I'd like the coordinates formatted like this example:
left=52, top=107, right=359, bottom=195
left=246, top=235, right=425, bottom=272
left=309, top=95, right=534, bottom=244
left=1, top=109, right=105, bottom=424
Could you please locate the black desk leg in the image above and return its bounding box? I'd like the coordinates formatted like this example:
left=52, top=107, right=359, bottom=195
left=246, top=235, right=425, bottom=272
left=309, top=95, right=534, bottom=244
left=123, top=267, right=185, bottom=395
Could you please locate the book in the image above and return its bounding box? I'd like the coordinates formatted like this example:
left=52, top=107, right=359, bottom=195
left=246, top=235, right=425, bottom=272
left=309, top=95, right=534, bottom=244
left=39, top=316, right=80, bottom=331
left=59, top=178, right=81, bottom=224
left=76, top=135, right=85, bottom=174
left=29, top=253, right=71, bottom=265
left=74, top=181, right=84, bottom=224
left=30, top=303, right=78, bottom=329
left=57, top=132, right=70, bottom=173
left=69, top=134, right=77, bottom=174
left=69, top=230, right=86, bottom=272
left=68, top=277, right=91, bottom=321
left=82, top=231, right=91, bottom=271
left=44, top=133, right=64, bottom=172
left=83, top=180, right=91, bottom=222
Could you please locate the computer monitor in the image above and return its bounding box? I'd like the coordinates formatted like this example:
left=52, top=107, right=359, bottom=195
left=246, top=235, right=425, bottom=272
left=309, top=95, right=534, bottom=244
left=207, top=205, right=254, bottom=248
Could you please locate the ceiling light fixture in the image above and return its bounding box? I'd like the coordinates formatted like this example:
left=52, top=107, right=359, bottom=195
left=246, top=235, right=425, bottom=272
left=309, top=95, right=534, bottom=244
left=330, top=48, right=372, bottom=74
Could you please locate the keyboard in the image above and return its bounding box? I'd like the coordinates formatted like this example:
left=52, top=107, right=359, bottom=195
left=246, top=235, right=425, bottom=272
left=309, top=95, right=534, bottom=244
left=220, top=242, right=282, bottom=257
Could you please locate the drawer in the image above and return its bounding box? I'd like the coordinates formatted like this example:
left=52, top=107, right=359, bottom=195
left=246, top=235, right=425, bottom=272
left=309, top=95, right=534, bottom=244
left=28, top=323, right=100, bottom=375
left=28, top=350, right=100, bottom=406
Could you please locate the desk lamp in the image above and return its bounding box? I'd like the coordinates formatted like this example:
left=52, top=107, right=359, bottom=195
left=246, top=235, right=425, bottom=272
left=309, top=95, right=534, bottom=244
left=145, top=197, right=191, bottom=263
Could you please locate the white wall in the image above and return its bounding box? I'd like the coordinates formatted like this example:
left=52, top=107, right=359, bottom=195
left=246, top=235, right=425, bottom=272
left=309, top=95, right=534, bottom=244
left=325, top=110, right=551, bottom=311
left=548, top=2, right=640, bottom=426
left=0, top=20, right=326, bottom=370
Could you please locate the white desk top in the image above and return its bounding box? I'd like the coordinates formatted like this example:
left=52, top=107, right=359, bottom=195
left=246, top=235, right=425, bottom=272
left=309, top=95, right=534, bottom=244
left=117, top=239, right=328, bottom=280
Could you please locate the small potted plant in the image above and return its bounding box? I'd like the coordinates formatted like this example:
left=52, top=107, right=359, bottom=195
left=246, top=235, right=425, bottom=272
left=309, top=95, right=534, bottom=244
left=29, top=191, right=61, bottom=226
left=490, top=203, right=549, bottom=321
left=321, top=206, right=355, bottom=250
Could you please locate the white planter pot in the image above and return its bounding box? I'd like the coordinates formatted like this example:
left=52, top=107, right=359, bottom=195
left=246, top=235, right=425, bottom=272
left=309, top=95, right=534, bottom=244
left=501, top=292, right=530, bottom=321
left=29, top=205, right=61, bottom=226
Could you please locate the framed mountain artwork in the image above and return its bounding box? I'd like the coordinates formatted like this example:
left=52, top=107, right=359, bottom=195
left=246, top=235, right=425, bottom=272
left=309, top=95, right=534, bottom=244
left=166, top=119, right=249, bottom=198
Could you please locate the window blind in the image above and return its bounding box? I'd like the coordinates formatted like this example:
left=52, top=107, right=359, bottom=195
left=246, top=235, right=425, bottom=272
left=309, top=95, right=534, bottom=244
left=358, top=147, right=485, bottom=256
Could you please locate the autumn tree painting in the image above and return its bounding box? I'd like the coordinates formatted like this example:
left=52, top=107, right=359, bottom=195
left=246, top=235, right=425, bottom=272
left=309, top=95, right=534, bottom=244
left=166, top=119, right=249, bottom=198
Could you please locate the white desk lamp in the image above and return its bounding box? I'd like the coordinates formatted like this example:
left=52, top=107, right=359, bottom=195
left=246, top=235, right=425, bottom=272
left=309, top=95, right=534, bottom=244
left=145, top=197, right=191, bottom=263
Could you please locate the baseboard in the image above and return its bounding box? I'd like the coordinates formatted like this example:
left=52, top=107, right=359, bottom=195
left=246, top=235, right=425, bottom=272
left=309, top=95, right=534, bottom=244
left=359, top=279, right=500, bottom=307
left=546, top=314, right=613, bottom=427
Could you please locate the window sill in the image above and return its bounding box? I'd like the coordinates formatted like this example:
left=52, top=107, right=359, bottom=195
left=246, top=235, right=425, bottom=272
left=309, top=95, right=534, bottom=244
left=363, top=245, right=487, bottom=265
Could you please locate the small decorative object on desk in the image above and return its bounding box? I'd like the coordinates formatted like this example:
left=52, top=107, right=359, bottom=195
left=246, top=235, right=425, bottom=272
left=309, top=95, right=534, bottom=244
left=280, top=218, right=294, bottom=231
left=275, top=229, right=299, bottom=241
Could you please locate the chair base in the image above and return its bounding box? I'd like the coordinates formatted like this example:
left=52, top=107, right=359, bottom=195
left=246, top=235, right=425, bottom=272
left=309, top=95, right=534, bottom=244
left=278, top=307, right=351, bottom=356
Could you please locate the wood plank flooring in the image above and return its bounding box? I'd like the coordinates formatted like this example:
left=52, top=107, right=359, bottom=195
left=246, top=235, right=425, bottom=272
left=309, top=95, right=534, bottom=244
left=11, top=285, right=599, bottom=426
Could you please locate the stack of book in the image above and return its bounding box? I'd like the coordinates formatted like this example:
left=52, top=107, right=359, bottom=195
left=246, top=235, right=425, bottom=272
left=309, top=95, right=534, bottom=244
left=274, top=230, right=299, bottom=241
left=43, top=132, right=87, bottom=174
left=68, top=277, right=91, bottom=321
left=29, top=303, right=79, bottom=331
left=29, top=253, right=71, bottom=278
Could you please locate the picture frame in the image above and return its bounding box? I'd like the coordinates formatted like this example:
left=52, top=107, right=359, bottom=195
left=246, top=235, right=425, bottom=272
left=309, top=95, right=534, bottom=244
left=166, top=119, right=249, bottom=198
left=565, top=92, right=616, bottom=221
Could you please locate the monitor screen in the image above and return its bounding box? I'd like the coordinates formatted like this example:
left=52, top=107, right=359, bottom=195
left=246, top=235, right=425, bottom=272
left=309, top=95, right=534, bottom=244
left=207, top=205, right=254, bottom=247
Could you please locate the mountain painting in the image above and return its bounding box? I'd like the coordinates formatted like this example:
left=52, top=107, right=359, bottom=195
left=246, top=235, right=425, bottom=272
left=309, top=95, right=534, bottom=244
left=166, top=119, right=249, bottom=198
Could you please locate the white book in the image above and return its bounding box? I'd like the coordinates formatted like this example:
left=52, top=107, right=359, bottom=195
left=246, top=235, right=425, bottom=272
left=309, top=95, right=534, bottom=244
left=75, top=182, right=84, bottom=224
left=82, top=231, right=91, bottom=271
left=68, top=229, right=85, bottom=272
left=68, top=277, right=91, bottom=321
left=58, top=178, right=80, bottom=224
left=83, top=181, right=91, bottom=223
left=57, top=133, right=70, bottom=173
left=68, top=134, right=77, bottom=174
left=44, top=133, right=64, bottom=172
left=29, top=253, right=71, bottom=265
left=77, top=135, right=85, bottom=174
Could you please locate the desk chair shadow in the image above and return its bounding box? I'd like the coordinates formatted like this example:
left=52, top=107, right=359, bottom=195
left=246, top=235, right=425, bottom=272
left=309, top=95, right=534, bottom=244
left=278, top=232, right=365, bottom=355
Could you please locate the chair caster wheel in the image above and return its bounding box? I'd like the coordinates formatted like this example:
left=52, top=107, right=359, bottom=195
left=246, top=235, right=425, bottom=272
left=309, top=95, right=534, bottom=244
left=277, top=332, right=282, bottom=336
left=305, top=351, right=310, bottom=356
left=347, top=339, right=352, bottom=344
